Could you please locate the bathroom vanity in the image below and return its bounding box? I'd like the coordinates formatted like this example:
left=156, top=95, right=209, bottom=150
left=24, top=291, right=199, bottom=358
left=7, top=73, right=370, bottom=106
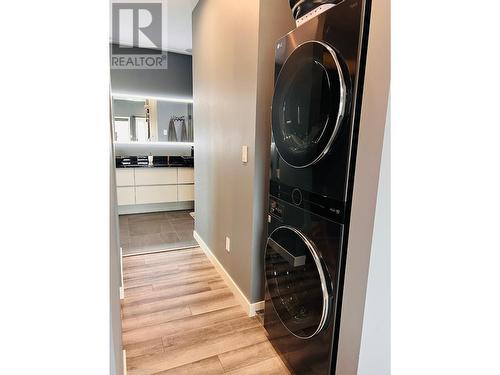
left=111, top=94, right=196, bottom=215
left=115, top=156, right=194, bottom=215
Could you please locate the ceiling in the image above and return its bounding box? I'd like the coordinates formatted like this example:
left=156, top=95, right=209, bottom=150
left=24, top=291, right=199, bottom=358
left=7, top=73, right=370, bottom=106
left=111, top=0, right=200, bottom=55
left=166, top=0, right=199, bottom=54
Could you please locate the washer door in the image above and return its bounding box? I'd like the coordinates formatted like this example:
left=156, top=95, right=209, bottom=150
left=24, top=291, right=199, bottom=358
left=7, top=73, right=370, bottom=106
left=272, top=41, right=348, bottom=168
left=265, top=226, right=332, bottom=339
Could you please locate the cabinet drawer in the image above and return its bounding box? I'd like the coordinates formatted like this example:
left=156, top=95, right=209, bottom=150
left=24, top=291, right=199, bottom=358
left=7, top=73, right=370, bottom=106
left=136, top=185, right=177, bottom=204
left=135, top=168, right=178, bottom=186
left=178, top=168, right=194, bottom=184
left=117, top=187, right=135, bottom=206
left=178, top=184, right=195, bottom=202
left=116, top=169, right=135, bottom=187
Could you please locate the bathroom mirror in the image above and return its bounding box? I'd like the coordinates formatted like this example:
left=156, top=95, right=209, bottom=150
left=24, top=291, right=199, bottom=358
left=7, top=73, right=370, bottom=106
left=112, top=96, right=194, bottom=143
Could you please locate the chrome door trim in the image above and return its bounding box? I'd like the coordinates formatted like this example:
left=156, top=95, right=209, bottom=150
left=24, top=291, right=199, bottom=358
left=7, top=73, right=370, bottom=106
left=290, top=0, right=308, bottom=18
left=266, top=225, right=332, bottom=339
left=272, top=40, right=347, bottom=169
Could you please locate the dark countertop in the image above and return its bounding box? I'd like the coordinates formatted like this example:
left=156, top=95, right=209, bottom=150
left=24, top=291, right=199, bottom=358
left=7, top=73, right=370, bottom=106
left=116, top=156, right=194, bottom=169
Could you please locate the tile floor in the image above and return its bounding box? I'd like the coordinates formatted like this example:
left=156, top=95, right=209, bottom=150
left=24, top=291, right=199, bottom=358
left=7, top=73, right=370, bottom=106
left=119, top=210, right=198, bottom=256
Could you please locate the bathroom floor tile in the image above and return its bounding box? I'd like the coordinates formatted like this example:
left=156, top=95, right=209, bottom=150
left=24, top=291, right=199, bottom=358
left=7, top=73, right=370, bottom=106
left=119, top=210, right=196, bottom=256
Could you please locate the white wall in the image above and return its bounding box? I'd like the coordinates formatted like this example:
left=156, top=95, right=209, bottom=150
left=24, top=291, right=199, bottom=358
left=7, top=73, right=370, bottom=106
left=358, top=102, right=391, bottom=375
left=334, top=0, right=390, bottom=373
left=110, top=128, right=124, bottom=375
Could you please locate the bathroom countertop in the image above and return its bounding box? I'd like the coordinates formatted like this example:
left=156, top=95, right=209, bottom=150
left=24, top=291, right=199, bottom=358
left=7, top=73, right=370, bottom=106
left=116, top=156, right=194, bottom=169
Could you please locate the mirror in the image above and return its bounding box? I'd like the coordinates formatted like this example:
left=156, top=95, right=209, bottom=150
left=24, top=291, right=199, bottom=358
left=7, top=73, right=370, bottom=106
left=112, top=96, right=194, bottom=143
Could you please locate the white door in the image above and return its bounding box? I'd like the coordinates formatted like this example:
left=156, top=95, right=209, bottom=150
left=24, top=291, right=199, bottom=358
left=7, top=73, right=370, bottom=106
left=135, top=117, right=149, bottom=142
left=114, top=118, right=130, bottom=142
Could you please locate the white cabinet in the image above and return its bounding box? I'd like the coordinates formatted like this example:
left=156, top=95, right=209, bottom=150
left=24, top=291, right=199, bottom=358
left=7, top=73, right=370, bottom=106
left=178, top=168, right=195, bottom=184
left=178, top=184, right=195, bottom=202
left=136, top=185, right=177, bottom=204
left=135, top=168, right=177, bottom=186
left=116, top=167, right=194, bottom=207
left=116, top=169, right=135, bottom=187
left=117, top=187, right=135, bottom=205
left=178, top=168, right=195, bottom=202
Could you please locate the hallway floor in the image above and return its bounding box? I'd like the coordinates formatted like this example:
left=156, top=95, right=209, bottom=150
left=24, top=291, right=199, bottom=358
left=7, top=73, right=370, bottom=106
left=121, top=247, right=289, bottom=374
left=119, top=211, right=198, bottom=256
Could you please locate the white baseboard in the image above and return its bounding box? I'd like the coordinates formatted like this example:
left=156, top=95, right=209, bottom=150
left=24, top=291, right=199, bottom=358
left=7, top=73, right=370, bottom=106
left=118, top=201, right=194, bottom=215
left=254, top=300, right=265, bottom=312
left=120, top=247, right=124, bottom=294
left=193, top=230, right=264, bottom=317
left=123, top=350, right=127, bottom=375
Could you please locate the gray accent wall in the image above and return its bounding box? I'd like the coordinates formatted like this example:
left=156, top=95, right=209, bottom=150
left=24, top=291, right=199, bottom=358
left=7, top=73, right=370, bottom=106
left=110, top=46, right=193, bottom=100
left=252, top=0, right=296, bottom=302
left=192, top=0, right=294, bottom=303
left=157, top=101, right=190, bottom=141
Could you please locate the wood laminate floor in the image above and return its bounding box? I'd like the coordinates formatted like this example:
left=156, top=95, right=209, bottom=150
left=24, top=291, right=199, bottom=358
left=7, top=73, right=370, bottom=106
left=121, top=247, right=290, bottom=375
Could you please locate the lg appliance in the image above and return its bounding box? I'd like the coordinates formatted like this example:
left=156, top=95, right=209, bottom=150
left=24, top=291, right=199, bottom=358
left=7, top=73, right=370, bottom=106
left=264, top=0, right=372, bottom=373
left=289, top=0, right=344, bottom=22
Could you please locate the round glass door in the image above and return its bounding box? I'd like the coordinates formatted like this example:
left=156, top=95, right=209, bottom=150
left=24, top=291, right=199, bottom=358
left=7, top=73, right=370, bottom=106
left=272, top=40, right=348, bottom=168
left=265, top=226, right=331, bottom=339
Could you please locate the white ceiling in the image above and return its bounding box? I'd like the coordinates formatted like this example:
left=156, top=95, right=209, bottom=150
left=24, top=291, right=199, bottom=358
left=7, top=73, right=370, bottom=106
left=166, top=0, right=199, bottom=54
left=111, top=0, right=200, bottom=55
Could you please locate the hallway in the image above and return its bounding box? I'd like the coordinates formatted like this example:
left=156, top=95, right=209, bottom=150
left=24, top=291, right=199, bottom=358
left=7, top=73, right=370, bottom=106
left=121, top=248, right=289, bottom=374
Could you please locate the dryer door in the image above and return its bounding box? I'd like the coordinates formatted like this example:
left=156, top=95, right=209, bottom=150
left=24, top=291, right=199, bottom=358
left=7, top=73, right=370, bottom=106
left=265, top=226, right=332, bottom=339
left=272, top=40, right=348, bottom=168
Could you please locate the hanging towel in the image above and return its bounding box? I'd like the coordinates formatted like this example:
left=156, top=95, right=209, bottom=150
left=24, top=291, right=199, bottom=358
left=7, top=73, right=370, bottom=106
left=167, top=118, right=178, bottom=142
left=180, top=119, right=188, bottom=142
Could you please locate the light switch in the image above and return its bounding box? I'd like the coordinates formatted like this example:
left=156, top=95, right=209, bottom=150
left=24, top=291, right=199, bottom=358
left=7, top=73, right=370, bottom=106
left=242, top=146, right=248, bottom=163
left=225, top=236, right=231, bottom=252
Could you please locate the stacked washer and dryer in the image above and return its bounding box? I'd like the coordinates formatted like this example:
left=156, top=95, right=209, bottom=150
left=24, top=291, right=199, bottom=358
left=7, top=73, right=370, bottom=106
left=263, top=0, right=372, bottom=374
